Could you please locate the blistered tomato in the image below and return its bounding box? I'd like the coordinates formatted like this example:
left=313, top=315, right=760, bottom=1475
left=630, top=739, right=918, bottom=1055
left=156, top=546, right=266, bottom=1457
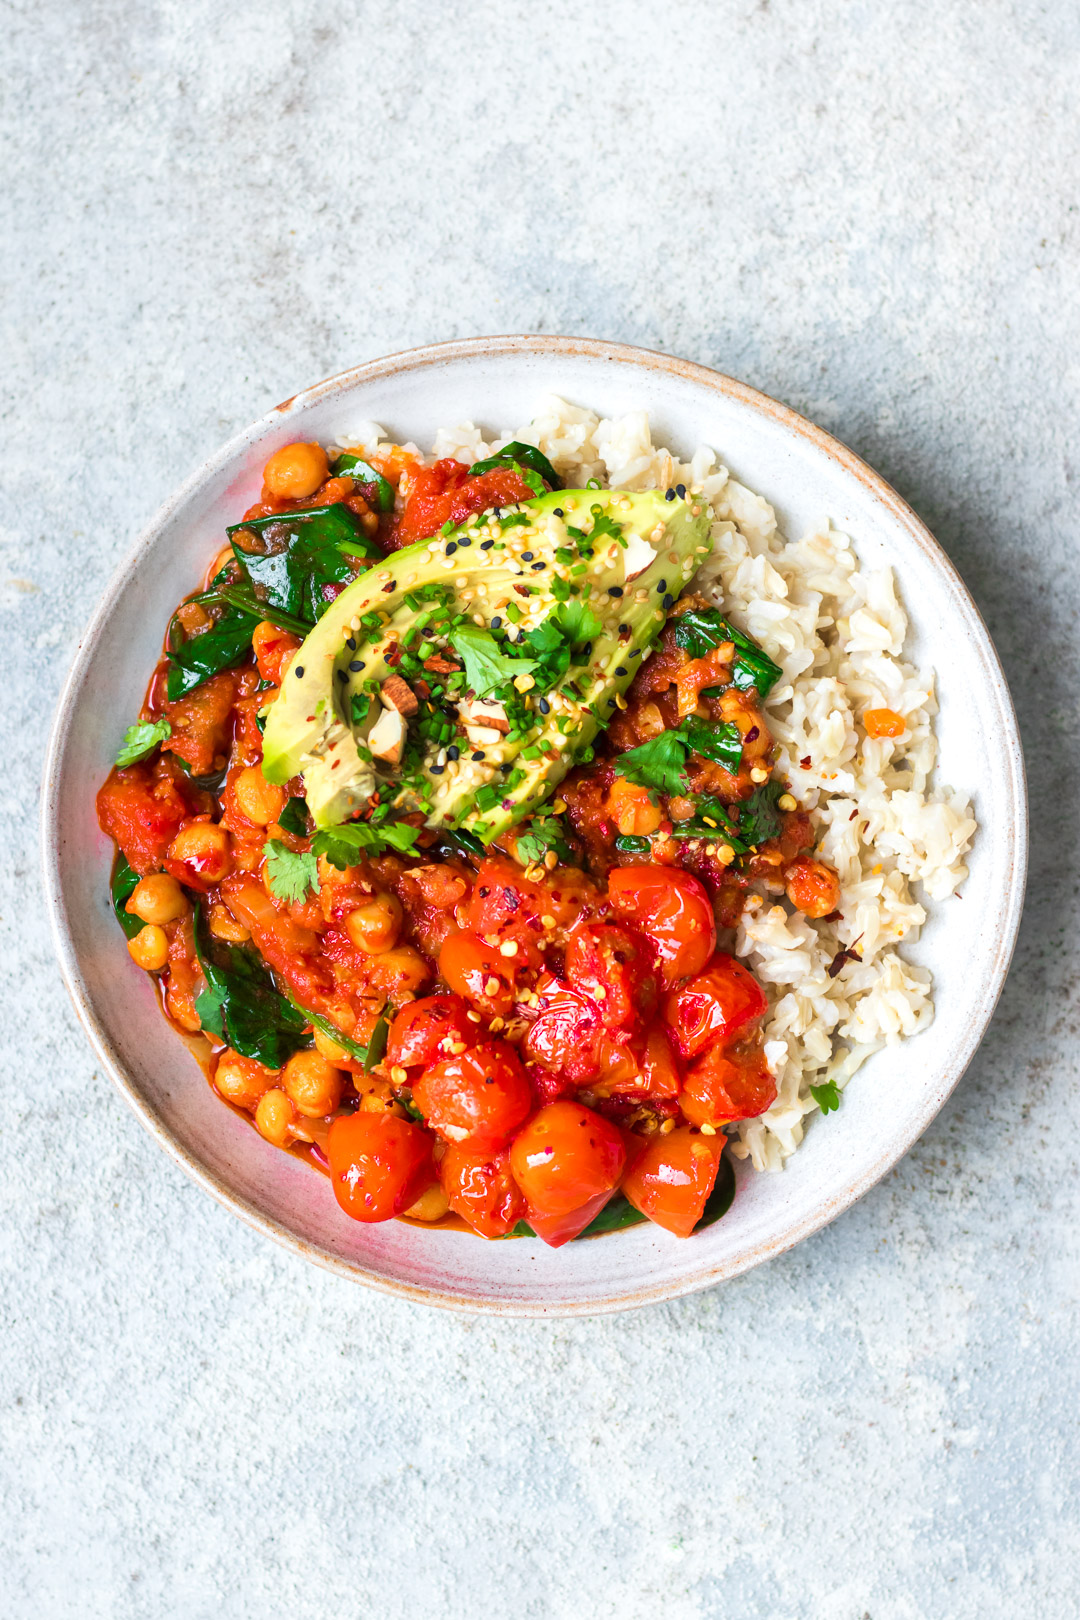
left=439, top=1145, right=526, bottom=1238
left=509, top=1100, right=626, bottom=1246
left=663, top=954, right=768, bottom=1058
left=412, top=1040, right=532, bottom=1153
left=326, top=1112, right=434, bottom=1223
left=607, top=865, right=717, bottom=983
left=385, top=994, right=479, bottom=1070
left=621, top=1126, right=725, bottom=1237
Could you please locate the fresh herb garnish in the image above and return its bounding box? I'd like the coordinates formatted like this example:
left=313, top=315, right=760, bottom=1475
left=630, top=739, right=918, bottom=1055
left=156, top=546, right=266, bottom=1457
left=586, top=504, right=624, bottom=545
left=679, top=716, right=744, bottom=775
left=263, top=840, right=319, bottom=904
left=674, top=609, right=782, bottom=698
left=614, top=730, right=694, bottom=797
left=115, top=718, right=171, bottom=768
left=614, top=834, right=652, bottom=854
left=193, top=905, right=309, bottom=1068
left=521, top=599, right=603, bottom=687
left=311, top=820, right=421, bottom=870
left=735, top=779, right=786, bottom=846
left=110, top=854, right=143, bottom=939
left=467, top=440, right=561, bottom=490
left=810, top=1080, right=841, bottom=1114
left=449, top=624, right=537, bottom=698
left=515, top=816, right=572, bottom=866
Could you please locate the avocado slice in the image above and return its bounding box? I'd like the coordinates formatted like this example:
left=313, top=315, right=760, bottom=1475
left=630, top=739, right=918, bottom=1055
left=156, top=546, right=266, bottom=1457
left=261, top=488, right=712, bottom=841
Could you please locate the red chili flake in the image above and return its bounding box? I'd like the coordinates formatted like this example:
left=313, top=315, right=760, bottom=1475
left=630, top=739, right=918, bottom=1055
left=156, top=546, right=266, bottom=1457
left=826, top=934, right=863, bottom=977
left=800, top=755, right=812, bottom=768
left=745, top=726, right=760, bottom=744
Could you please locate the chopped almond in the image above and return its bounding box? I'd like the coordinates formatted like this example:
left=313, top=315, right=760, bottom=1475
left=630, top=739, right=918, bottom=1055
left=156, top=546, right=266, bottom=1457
left=380, top=675, right=419, bottom=716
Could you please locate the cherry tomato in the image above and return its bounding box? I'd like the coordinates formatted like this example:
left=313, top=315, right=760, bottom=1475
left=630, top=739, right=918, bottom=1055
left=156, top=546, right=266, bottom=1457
left=439, top=1145, right=526, bottom=1238
left=679, top=1044, right=777, bottom=1127
left=663, top=953, right=768, bottom=1059
left=466, top=856, right=550, bottom=968
left=523, top=1187, right=621, bottom=1248
left=621, top=1126, right=725, bottom=1238
left=565, top=922, right=657, bottom=1030
left=385, top=994, right=478, bottom=1070
left=509, top=1100, right=626, bottom=1224
left=592, top=1025, right=682, bottom=1099
left=607, top=865, right=716, bottom=983
left=396, top=461, right=538, bottom=546
left=326, top=1112, right=434, bottom=1223
left=438, top=929, right=516, bottom=1016
left=412, top=1040, right=532, bottom=1153
left=522, top=975, right=604, bottom=1084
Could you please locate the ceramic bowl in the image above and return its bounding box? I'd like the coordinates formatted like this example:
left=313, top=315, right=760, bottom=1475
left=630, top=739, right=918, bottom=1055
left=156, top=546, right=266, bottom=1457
left=42, top=337, right=1026, bottom=1316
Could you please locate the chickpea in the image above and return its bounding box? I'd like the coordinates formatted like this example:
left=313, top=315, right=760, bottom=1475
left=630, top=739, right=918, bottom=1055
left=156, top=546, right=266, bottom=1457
left=127, top=873, right=188, bottom=926
left=127, top=924, right=169, bottom=971
left=313, top=1026, right=350, bottom=1063
left=167, top=821, right=233, bottom=884
left=255, top=1088, right=296, bottom=1146
left=344, top=892, right=403, bottom=955
left=234, top=765, right=286, bottom=827
left=607, top=777, right=662, bottom=836
left=358, top=1083, right=407, bottom=1117
left=403, top=1183, right=451, bottom=1222
left=364, top=945, right=431, bottom=1000
left=215, top=1049, right=277, bottom=1110
left=208, top=903, right=250, bottom=943
left=262, top=441, right=329, bottom=500
left=282, top=1049, right=344, bottom=1118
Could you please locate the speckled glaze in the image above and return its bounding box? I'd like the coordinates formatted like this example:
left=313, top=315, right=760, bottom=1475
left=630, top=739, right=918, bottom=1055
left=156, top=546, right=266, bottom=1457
left=41, top=338, right=1027, bottom=1316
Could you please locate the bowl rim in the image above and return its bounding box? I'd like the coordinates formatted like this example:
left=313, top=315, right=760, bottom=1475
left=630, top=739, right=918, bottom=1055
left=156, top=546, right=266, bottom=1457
left=41, top=335, right=1028, bottom=1315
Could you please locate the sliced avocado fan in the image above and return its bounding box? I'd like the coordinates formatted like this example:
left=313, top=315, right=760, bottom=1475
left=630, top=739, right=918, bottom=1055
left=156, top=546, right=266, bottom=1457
left=261, top=488, right=712, bottom=843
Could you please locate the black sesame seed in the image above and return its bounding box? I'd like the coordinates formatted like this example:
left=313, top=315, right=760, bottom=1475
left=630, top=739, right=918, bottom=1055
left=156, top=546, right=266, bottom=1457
left=337, top=670, right=347, bottom=682
left=499, top=763, right=512, bottom=774
left=430, top=764, right=445, bottom=775
left=458, top=537, right=471, bottom=546
left=656, top=579, right=667, bottom=593
left=630, top=648, right=642, bottom=658
left=538, top=698, right=550, bottom=715
left=346, top=636, right=357, bottom=650
left=553, top=508, right=564, bottom=518
left=582, top=642, right=592, bottom=657
left=531, top=561, right=545, bottom=571
left=616, top=665, right=627, bottom=676
left=445, top=541, right=458, bottom=555
left=662, top=594, right=674, bottom=610
left=480, top=539, right=494, bottom=550
left=490, top=616, right=502, bottom=629
left=294, top=665, right=304, bottom=678
left=472, top=750, right=485, bottom=762
left=447, top=745, right=460, bottom=760
left=521, top=551, right=534, bottom=561
left=607, top=697, right=617, bottom=708
left=665, top=488, right=676, bottom=502
left=607, top=585, right=624, bottom=597
left=349, top=660, right=362, bottom=671
left=676, top=483, right=686, bottom=498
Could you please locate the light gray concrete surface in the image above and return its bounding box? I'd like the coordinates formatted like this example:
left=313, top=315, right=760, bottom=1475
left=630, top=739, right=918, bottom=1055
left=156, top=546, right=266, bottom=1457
left=3, top=2, right=1078, bottom=1616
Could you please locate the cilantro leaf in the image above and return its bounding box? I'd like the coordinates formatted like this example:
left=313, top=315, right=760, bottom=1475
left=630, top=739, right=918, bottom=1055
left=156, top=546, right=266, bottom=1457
left=311, top=820, right=421, bottom=870
left=810, top=1080, right=841, bottom=1115
left=614, top=731, right=691, bottom=797
left=264, top=840, right=319, bottom=904
left=115, top=718, right=171, bottom=768
left=515, top=816, right=572, bottom=866
left=522, top=600, right=603, bottom=687
left=450, top=624, right=537, bottom=698
left=587, top=505, right=624, bottom=545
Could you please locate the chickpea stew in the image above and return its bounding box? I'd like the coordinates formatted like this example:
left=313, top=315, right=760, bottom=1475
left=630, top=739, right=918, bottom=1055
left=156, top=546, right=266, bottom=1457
left=97, top=433, right=844, bottom=1246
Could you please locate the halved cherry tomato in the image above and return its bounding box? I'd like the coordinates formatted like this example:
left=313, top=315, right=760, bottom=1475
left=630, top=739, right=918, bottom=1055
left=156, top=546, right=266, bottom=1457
left=663, top=953, right=768, bottom=1059
left=509, top=1100, right=626, bottom=1247
left=621, top=1125, right=725, bottom=1237
left=565, top=922, right=657, bottom=1030
left=412, top=1040, right=531, bottom=1153
left=438, top=929, right=516, bottom=1016
left=466, top=857, right=550, bottom=968
left=439, top=1145, right=526, bottom=1238
left=679, top=1044, right=777, bottom=1127
left=326, top=1111, right=434, bottom=1222
left=385, top=994, right=478, bottom=1070
left=607, top=865, right=716, bottom=983
left=396, top=461, right=539, bottom=545
left=523, top=1187, right=618, bottom=1248
left=522, top=975, right=604, bottom=1083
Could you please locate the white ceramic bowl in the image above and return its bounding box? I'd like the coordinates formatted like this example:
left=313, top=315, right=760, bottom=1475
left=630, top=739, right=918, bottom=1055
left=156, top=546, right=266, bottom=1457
left=42, top=338, right=1026, bottom=1315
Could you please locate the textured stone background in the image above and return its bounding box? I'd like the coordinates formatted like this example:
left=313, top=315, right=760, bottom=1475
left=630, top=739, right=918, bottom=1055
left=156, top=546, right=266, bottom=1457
left=3, top=2, right=1078, bottom=1616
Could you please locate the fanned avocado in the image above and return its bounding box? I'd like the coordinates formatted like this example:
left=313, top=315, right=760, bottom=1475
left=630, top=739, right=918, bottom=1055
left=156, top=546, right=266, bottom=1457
left=261, top=488, right=711, bottom=842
